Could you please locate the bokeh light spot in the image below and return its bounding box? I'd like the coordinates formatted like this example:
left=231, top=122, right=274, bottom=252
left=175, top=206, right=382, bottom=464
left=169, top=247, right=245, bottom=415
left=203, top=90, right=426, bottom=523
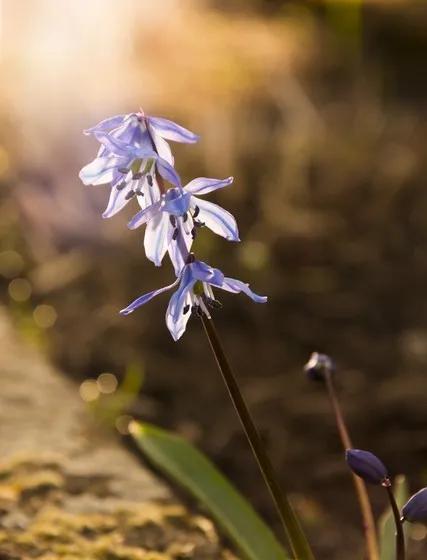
left=8, top=278, right=32, bottom=302
left=96, top=372, right=118, bottom=394
left=79, top=379, right=99, bottom=402
left=239, top=241, right=269, bottom=270
left=115, top=415, right=133, bottom=435
left=33, top=304, right=57, bottom=328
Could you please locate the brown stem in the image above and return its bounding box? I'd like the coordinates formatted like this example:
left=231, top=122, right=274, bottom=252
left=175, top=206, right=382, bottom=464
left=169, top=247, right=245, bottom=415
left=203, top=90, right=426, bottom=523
left=201, top=314, right=315, bottom=560
left=324, top=370, right=379, bottom=560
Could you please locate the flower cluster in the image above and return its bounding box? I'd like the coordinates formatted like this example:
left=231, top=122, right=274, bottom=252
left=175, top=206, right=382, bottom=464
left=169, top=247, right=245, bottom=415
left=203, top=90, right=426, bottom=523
left=80, top=110, right=267, bottom=339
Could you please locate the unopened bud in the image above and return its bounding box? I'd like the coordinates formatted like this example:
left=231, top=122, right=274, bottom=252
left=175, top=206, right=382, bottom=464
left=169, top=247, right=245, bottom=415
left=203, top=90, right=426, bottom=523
left=402, top=488, right=427, bottom=523
left=303, top=352, right=335, bottom=382
left=346, top=449, right=389, bottom=485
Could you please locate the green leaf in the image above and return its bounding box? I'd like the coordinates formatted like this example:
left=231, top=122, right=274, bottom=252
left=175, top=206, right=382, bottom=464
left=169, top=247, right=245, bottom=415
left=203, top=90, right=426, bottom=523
left=130, top=421, right=289, bottom=560
left=379, top=475, right=409, bottom=560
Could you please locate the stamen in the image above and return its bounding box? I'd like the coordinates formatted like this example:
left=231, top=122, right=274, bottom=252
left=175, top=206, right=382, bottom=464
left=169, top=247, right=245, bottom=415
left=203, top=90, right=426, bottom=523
left=186, top=253, right=196, bottom=264
left=133, top=172, right=143, bottom=180
left=147, top=174, right=153, bottom=187
left=125, top=190, right=135, bottom=200
left=116, top=182, right=127, bottom=191
left=170, top=215, right=177, bottom=227
left=194, top=220, right=205, bottom=228
left=118, top=167, right=129, bottom=174
left=191, top=228, right=196, bottom=239
left=193, top=205, right=200, bottom=218
left=183, top=213, right=188, bottom=222
left=172, top=228, right=179, bottom=241
left=136, top=191, right=144, bottom=197
left=183, top=304, right=190, bottom=315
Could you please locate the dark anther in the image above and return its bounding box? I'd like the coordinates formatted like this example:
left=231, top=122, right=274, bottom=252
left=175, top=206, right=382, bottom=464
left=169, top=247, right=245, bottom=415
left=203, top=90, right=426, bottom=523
left=147, top=174, right=153, bottom=187
left=136, top=191, right=144, bottom=197
left=210, top=299, right=223, bottom=309
left=186, top=252, right=196, bottom=264
left=191, top=228, right=196, bottom=239
left=172, top=228, right=179, bottom=241
left=183, top=213, right=188, bottom=222
left=133, top=172, right=143, bottom=180
left=183, top=304, right=190, bottom=315
left=170, top=215, right=177, bottom=227
left=118, top=167, right=129, bottom=174
left=193, top=205, right=200, bottom=218
left=125, top=190, right=135, bottom=200
left=194, top=220, right=205, bottom=228
left=191, top=305, right=203, bottom=317
left=116, top=182, right=126, bottom=191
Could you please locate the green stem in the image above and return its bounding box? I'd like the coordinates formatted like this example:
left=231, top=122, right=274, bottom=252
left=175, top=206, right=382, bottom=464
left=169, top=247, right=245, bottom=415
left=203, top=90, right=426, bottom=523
left=323, top=370, right=379, bottom=560
left=384, top=482, right=406, bottom=560
left=201, top=314, right=315, bottom=560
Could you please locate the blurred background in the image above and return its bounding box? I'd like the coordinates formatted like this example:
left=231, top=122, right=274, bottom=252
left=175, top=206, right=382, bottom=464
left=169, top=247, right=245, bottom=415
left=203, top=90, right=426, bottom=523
left=1, top=0, right=427, bottom=558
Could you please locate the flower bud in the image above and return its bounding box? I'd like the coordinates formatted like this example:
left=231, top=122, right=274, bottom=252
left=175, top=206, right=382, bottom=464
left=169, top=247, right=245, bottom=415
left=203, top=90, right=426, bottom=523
left=402, top=488, right=427, bottom=522
left=345, top=449, right=389, bottom=485
left=303, top=352, right=335, bottom=382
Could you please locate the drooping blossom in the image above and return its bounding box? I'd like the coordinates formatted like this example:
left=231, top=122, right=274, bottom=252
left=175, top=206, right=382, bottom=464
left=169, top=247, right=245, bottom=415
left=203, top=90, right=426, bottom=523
left=120, top=256, right=267, bottom=340
left=345, top=449, right=389, bottom=485
left=79, top=111, right=198, bottom=218
left=402, top=488, right=427, bottom=522
left=127, top=177, right=239, bottom=274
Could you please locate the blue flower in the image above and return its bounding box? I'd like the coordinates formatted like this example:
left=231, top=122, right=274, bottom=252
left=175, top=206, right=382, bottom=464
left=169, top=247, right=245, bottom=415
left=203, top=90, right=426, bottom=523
left=402, top=488, right=427, bottom=523
left=79, top=111, right=198, bottom=218
left=345, top=449, right=389, bottom=485
left=127, top=177, right=239, bottom=274
left=120, top=257, right=267, bottom=340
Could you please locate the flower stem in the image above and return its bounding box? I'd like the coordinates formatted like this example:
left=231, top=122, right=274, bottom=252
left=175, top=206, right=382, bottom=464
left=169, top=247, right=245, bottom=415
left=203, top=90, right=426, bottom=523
left=200, top=314, right=315, bottom=560
left=323, top=369, right=379, bottom=560
left=383, top=481, right=406, bottom=560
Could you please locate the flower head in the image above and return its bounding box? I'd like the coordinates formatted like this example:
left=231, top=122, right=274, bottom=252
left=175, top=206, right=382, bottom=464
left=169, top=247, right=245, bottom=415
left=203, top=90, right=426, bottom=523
left=402, top=488, right=427, bottom=523
left=128, top=176, right=239, bottom=274
left=346, top=449, right=389, bottom=485
left=79, top=111, right=198, bottom=218
left=120, top=256, right=267, bottom=341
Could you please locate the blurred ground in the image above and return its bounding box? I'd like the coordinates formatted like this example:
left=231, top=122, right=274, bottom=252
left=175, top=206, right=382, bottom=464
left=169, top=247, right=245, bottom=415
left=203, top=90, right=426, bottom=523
left=1, top=1, right=427, bottom=558
left=0, top=307, right=236, bottom=560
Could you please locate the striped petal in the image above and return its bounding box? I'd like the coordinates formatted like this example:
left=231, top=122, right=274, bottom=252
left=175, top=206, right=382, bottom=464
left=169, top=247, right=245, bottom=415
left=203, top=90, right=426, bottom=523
left=192, top=198, right=239, bottom=241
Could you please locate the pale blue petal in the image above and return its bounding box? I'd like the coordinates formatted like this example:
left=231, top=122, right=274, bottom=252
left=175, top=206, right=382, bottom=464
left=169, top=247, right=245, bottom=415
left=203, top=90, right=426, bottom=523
left=190, top=261, right=224, bottom=285
left=79, top=156, right=128, bottom=186
left=169, top=267, right=197, bottom=324
left=97, top=134, right=156, bottom=159
left=144, top=212, right=171, bottom=266
left=218, top=277, right=268, bottom=304
left=120, top=278, right=179, bottom=316
left=156, top=157, right=182, bottom=187
left=166, top=290, right=192, bottom=341
left=103, top=182, right=134, bottom=218
left=84, top=114, right=129, bottom=135
left=192, top=198, right=240, bottom=241
left=148, top=116, right=199, bottom=143
left=161, top=190, right=191, bottom=216
left=147, top=122, right=174, bottom=165
left=185, top=176, right=233, bottom=196
left=128, top=201, right=162, bottom=230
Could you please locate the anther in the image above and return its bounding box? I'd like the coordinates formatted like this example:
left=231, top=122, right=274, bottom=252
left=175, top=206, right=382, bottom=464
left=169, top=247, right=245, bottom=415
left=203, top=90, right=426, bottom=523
left=172, top=228, right=179, bottom=241
left=186, top=253, right=196, bottom=264
left=210, top=299, right=223, bottom=309
left=193, top=205, right=200, bottom=218
left=118, top=167, right=129, bottom=174
left=125, top=190, right=135, bottom=200
left=133, top=172, right=143, bottom=180
left=183, top=304, right=190, bottom=315
left=191, top=228, right=196, bottom=239
left=136, top=191, right=144, bottom=197
left=191, top=305, right=203, bottom=317
left=147, top=175, right=153, bottom=187
left=194, top=220, right=205, bottom=228
left=116, top=182, right=126, bottom=191
left=183, top=213, right=188, bottom=222
left=170, top=215, right=177, bottom=227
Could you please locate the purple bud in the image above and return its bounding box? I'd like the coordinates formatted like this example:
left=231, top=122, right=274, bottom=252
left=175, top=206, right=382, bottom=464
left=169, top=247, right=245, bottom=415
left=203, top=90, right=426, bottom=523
left=303, top=352, right=335, bottom=382
left=345, top=449, right=389, bottom=485
left=402, top=488, right=427, bottom=523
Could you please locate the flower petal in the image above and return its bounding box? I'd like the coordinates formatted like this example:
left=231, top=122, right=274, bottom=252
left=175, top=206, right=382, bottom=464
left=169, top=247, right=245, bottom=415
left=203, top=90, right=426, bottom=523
left=166, top=267, right=197, bottom=338
left=156, top=157, right=182, bottom=188
left=148, top=116, right=199, bottom=143
left=128, top=201, right=162, bottom=230
left=167, top=220, right=194, bottom=276
left=192, top=198, right=239, bottom=241
left=166, top=290, right=192, bottom=341
left=84, top=114, right=129, bottom=135
left=190, top=261, right=224, bottom=284
left=144, top=212, right=171, bottom=266
left=97, top=133, right=156, bottom=159
left=148, top=122, right=174, bottom=165
left=185, top=176, right=233, bottom=196
left=103, top=181, right=134, bottom=218
left=218, top=277, right=268, bottom=303
left=79, top=156, right=128, bottom=186
left=120, top=279, right=179, bottom=316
